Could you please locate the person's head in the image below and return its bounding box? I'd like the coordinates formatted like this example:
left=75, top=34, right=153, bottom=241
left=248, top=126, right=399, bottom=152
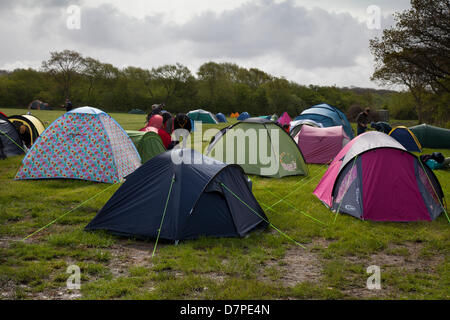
left=19, top=125, right=27, bottom=134
left=365, top=107, right=371, bottom=115
left=161, top=112, right=171, bottom=124
left=148, top=115, right=163, bottom=129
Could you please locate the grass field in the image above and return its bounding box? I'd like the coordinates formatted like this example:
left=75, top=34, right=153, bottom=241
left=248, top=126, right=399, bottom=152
left=0, top=108, right=449, bottom=300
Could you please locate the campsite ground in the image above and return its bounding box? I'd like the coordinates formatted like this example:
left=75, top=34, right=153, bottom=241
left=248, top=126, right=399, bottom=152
left=0, top=108, right=449, bottom=300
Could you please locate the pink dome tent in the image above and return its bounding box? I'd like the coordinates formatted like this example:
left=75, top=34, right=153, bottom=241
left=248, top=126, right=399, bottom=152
left=277, top=112, right=292, bottom=126
left=294, top=125, right=349, bottom=164
left=314, top=132, right=444, bottom=222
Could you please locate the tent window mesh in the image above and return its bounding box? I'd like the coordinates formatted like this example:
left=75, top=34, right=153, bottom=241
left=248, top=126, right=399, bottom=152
left=335, top=163, right=357, bottom=204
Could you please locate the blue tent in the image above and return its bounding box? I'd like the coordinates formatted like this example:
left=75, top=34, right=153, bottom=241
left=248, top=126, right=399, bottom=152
left=85, top=149, right=268, bottom=241
left=294, top=104, right=354, bottom=139
left=389, top=126, right=422, bottom=152
left=215, top=113, right=227, bottom=123
left=237, top=112, right=251, bottom=121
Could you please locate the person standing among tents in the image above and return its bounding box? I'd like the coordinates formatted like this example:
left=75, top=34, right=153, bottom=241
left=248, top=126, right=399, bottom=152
left=356, top=108, right=371, bottom=135
left=143, top=114, right=172, bottom=149
left=161, top=111, right=173, bottom=134
left=149, top=104, right=164, bottom=118
left=173, top=113, right=192, bottom=148
left=61, top=98, right=74, bottom=112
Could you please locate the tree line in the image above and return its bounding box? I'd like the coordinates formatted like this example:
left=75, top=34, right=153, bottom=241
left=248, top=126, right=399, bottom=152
left=0, top=52, right=385, bottom=118
left=0, top=0, right=448, bottom=127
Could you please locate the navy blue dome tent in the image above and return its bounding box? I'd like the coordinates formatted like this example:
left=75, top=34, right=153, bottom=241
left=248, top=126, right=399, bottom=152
left=237, top=112, right=251, bottom=121
left=0, top=113, right=24, bottom=159
left=85, top=149, right=269, bottom=241
left=215, top=113, right=227, bottom=123
left=294, top=103, right=354, bottom=139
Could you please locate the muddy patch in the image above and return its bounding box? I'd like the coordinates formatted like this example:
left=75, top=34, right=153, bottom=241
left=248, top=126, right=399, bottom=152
left=107, top=241, right=156, bottom=277
left=261, top=239, right=330, bottom=286
left=341, top=242, right=444, bottom=298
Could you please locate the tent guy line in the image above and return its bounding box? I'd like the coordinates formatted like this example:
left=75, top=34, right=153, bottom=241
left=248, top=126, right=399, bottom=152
left=220, top=182, right=306, bottom=249
left=22, top=182, right=120, bottom=241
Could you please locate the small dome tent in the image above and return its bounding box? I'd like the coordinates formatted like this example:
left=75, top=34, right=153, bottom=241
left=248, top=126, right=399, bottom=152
left=409, top=124, right=450, bottom=149
left=85, top=149, right=269, bottom=241
left=15, top=107, right=141, bottom=183
left=128, top=108, right=146, bottom=114
left=294, top=103, right=354, bottom=139
left=277, top=112, right=292, bottom=126
left=289, top=119, right=323, bottom=137
left=237, top=112, right=251, bottom=121
left=314, top=132, right=444, bottom=222
left=294, top=125, right=349, bottom=164
left=207, top=117, right=308, bottom=178
left=389, top=126, right=422, bottom=152
left=187, top=109, right=219, bottom=124
left=0, top=114, right=24, bottom=159
left=126, top=130, right=166, bottom=164
left=8, top=114, right=46, bottom=146
left=215, top=113, right=227, bottom=123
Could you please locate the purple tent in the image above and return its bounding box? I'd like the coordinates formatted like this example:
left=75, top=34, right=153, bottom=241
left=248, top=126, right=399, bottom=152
left=294, top=125, right=349, bottom=164
left=314, top=132, right=444, bottom=221
left=277, top=112, right=292, bottom=126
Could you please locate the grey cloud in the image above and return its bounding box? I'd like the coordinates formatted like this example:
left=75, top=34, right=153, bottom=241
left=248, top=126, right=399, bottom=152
left=0, top=0, right=411, bottom=87
left=176, top=0, right=369, bottom=68
left=29, top=3, right=169, bottom=52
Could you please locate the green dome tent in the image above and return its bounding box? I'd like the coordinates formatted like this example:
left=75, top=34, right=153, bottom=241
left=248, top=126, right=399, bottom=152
left=409, top=124, right=450, bottom=149
left=187, top=109, right=219, bottom=124
left=128, top=109, right=146, bottom=114
left=206, top=118, right=308, bottom=178
left=127, top=131, right=166, bottom=164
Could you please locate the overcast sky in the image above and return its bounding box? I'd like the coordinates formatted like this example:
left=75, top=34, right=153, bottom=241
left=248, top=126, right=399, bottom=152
left=0, top=0, right=411, bottom=88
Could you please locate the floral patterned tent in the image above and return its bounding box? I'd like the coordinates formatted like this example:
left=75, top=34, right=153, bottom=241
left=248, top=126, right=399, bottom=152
left=15, top=107, right=141, bottom=183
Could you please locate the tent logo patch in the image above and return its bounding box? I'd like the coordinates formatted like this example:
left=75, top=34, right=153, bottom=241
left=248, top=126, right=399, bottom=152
left=345, top=204, right=356, bottom=211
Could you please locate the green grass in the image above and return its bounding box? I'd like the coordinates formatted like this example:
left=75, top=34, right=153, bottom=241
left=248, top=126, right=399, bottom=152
left=0, top=108, right=449, bottom=300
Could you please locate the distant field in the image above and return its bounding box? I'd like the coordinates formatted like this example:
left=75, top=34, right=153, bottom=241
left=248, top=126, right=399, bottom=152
left=0, top=108, right=448, bottom=300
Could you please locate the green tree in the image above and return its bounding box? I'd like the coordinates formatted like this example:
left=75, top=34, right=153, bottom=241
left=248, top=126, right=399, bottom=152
left=42, top=50, right=85, bottom=99
left=370, top=0, right=450, bottom=123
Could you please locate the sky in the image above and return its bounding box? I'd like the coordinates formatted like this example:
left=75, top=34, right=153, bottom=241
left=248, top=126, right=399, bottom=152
left=0, top=0, right=412, bottom=88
